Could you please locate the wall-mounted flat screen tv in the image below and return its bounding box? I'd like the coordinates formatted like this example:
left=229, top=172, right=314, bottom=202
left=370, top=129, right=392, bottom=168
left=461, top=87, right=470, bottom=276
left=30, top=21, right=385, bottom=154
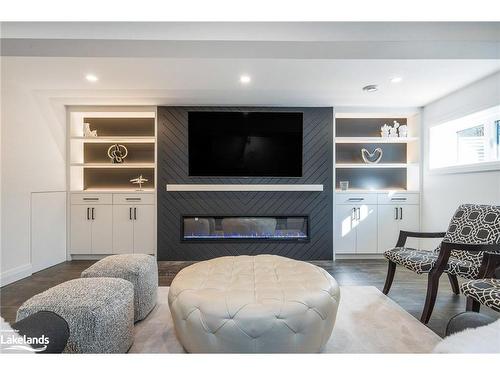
left=188, top=111, right=303, bottom=177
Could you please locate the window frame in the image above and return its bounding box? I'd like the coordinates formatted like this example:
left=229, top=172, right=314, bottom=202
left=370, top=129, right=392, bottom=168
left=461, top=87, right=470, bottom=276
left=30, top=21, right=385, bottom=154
left=427, top=105, right=500, bottom=175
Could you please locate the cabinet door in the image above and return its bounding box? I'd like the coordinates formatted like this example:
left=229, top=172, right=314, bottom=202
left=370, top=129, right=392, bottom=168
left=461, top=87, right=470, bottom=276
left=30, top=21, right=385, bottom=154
left=399, top=205, right=420, bottom=249
left=133, top=205, right=156, bottom=254
left=70, top=205, right=92, bottom=254
left=90, top=205, right=113, bottom=254
left=377, top=205, right=401, bottom=253
left=334, top=205, right=357, bottom=254
left=355, top=204, right=378, bottom=254
left=113, top=205, right=134, bottom=254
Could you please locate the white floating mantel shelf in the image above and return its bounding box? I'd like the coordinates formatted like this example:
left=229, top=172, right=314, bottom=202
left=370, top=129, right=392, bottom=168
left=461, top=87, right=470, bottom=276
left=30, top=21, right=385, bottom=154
left=166, top=184, right=324, bottom=192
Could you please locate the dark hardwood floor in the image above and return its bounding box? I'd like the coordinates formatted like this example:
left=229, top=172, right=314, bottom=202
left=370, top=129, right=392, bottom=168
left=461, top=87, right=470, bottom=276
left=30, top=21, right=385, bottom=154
left=1, top=259, right=498, bottom=337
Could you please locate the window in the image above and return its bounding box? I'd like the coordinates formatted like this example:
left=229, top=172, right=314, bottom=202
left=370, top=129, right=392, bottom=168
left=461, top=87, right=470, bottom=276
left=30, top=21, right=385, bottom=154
left=429, top=105, right=500, bottom=170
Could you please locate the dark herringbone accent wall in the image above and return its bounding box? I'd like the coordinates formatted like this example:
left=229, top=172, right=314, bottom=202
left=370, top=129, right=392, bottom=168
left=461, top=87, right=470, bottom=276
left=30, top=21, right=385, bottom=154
left=157, top=106, right=333, bottom=260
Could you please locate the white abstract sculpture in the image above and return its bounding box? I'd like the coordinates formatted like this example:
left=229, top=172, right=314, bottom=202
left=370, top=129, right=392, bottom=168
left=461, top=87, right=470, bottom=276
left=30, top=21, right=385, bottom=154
left=84, top=123, right=98, bottom=137
left=389, top=121, right=400, bottom=137
left=361, top=148, right=383, bottom=164
left=380, top=124, right=390, bottom=138
left=398, top=124, right=408, bottom=138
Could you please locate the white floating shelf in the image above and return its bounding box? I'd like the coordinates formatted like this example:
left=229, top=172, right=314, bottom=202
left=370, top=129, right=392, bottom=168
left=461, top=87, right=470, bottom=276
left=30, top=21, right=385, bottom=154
left=166, top=184, right=324, bottom=192
left=336, top=163, right=416, bottom=168
left=335, top=137, right=418, bottom=143
left=71, top=136, right=155, bottom=143
left=71, top=163, right=155, bottom=168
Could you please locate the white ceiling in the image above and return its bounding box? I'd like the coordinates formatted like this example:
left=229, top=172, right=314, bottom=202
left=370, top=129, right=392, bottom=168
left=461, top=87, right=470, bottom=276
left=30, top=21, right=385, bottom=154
left=2, top=57, right=499, bottom=107
left=1, top=22, right=499, bottom=108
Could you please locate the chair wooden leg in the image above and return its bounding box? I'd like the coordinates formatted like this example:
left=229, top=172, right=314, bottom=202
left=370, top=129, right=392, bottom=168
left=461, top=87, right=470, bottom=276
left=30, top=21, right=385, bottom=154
left=383, top=261, right=396, bottom=295
left=420, top=270, right=442, bottom=324
left=466, top=296, right=481, bottom=312
left=447, top=274, right=460, bottom=295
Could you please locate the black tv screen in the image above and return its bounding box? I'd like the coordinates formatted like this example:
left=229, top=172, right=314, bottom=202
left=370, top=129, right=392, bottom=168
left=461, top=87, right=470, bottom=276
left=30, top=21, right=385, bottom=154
left=188, top=111, right=303, bottom=177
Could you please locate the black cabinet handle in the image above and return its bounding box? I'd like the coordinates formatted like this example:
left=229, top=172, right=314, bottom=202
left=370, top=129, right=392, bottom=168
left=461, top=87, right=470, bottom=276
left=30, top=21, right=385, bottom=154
left=348, top=198, right=364, bottom=202
left=395, top=207, right=398, bottom=220
left=91, top=207, right=95, bottom=220
left=356, top=207, right=360, bottom=220
left=400, top=207, right=403, bottom=220
left=87, top=207, right=90, bottom=220
left=134, top=207, right=137, bottom=220
left=129, top=207, right=132, bottom=220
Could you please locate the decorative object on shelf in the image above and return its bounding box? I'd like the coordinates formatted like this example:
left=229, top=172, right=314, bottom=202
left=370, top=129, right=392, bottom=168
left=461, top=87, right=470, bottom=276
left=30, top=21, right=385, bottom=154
left=339, top=181, right=349, bottom=191
left=130, top=175, right=148, bottom=190
left=389, top=121, right=399, bottom=137
left=107, top=144, right=128, bottom=164
left=380, top=124, right=390, bottom=138
left=361, top=147, right=383, bottom=164
left=398, top=124, right=408, bottom=138
left=84, top=123, right=98, bottom=137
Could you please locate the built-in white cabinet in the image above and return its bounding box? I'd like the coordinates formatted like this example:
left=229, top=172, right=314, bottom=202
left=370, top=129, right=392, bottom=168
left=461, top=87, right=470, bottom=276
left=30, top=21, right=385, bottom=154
left=334, top=192, right=420, bottom=255
left=112, top=205, right=135, bottom=254
left=355, top=204, right=378, bottom=253
left=70, top=204, right=113, bottom=254
left=377, top=203, right=420, bottom=253
left=334, top=196, right=378, bottom=254
left=70, top=192, right=155, bottom=256
left=70, top=205, right=92, bottom=253
left=112, top=198, right=155, bottom=254
left=334, top=205, right=357, bottom=254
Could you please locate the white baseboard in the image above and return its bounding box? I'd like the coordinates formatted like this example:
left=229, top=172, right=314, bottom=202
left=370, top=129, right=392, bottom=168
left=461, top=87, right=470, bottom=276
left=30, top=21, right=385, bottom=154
left=0, top=263, right=32, bottom=287
left=70, top=254, right=110, bottom=261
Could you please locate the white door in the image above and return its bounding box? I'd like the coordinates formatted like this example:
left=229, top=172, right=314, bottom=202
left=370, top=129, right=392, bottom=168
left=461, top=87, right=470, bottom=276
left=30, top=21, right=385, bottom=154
left=90, top=205, right=113, bottom=254
left=31, top=192, right=67, bottom=272
left=355, top=204, right=378, bottom=254
left=113, top=205, right=134, bottom=254
left=133, top=205, right=156, bottom=254
left=70, top=205, right=92, bottom=254
left=334, top=205, right=356, bottom=254
left=377, top=205, right=401, bottom=253
left=399, top=205, right=420, bottom=249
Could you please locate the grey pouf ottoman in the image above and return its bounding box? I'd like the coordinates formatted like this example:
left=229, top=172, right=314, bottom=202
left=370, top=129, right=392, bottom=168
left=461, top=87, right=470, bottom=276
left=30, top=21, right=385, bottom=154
left=16, top=278, right=134, bottom=353
left=81, top=254, right=158, bottom=322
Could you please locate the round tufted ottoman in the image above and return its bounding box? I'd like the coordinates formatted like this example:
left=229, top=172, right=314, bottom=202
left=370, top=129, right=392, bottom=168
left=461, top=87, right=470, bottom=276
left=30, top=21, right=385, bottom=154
left=168, top=255, right=340, bottom=353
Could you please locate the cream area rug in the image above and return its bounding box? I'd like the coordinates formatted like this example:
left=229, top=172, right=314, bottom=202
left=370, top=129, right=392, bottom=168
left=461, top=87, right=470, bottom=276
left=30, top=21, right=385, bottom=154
left=130, top=286, right=440, bottom=353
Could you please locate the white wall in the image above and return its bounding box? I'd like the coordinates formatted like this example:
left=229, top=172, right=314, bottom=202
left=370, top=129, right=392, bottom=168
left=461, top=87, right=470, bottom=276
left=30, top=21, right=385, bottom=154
left=0, top=78, right=67, bottom=286
left=422, top=72, right=500, bottom=232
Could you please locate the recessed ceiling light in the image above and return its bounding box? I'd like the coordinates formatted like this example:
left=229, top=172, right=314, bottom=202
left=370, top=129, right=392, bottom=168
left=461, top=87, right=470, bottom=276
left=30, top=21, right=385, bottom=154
left=390, top=76, right=403, bottom=83
left=362, top=84, right=378, bottom=93
left=85, top=74, right=98, bottom=82
left=240, top=75, right=251, bottom=84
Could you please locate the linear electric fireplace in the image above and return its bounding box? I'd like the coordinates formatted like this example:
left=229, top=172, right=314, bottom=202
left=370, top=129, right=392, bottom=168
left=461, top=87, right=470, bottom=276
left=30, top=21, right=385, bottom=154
left=182, top=216, right=309, bottom=241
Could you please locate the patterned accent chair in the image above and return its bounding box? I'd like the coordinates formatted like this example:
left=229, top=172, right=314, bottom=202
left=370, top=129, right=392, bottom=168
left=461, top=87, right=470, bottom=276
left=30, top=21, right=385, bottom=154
left=383, top=204, right=500, bottom=323
left=460, top=252, right=500, bottom=313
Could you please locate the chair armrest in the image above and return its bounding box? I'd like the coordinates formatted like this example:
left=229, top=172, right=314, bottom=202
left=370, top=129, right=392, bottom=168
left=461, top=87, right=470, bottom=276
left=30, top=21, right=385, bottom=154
left=440, top=242, right=500, bottom=279
left=396, top=231, right=446, bottom=247
left=440, top=241, right=500, bottom=253
left=478, top=252, right=500, bottom=278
